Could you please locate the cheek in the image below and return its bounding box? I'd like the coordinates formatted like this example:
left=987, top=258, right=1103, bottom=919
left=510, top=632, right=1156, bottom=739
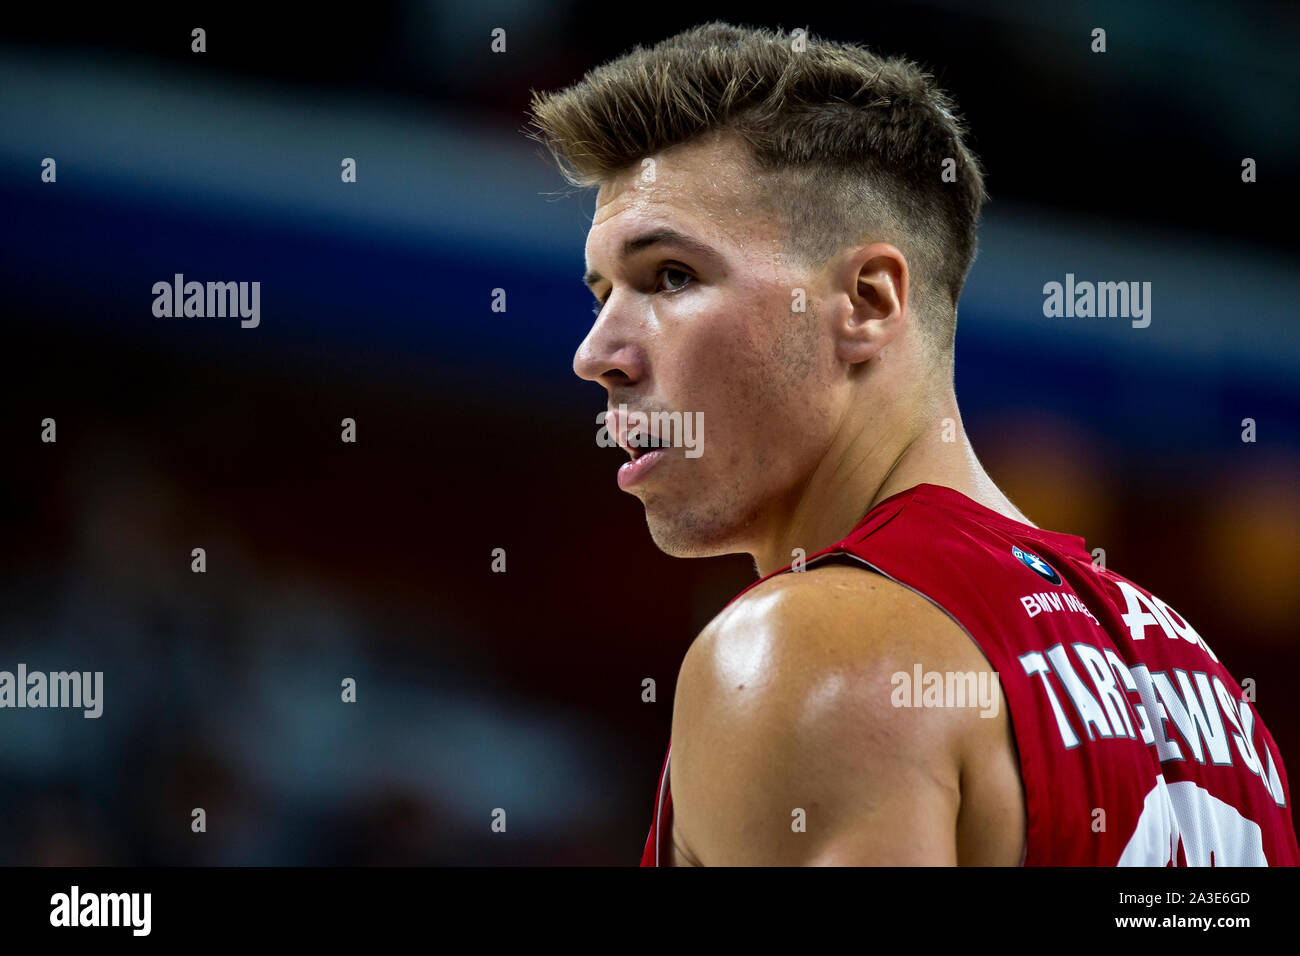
left=683, top=319, right=802, bottom=471
left=666, top=286, right=823, bottom=472
left=681, top=312, right=769, bottom=413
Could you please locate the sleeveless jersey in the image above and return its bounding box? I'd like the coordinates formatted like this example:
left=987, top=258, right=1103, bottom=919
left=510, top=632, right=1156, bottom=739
left=640, top=482, right=1300, bottom=866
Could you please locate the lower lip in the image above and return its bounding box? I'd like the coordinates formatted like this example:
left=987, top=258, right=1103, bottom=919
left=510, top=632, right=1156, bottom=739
left=617, top=449, right=668, bottom=490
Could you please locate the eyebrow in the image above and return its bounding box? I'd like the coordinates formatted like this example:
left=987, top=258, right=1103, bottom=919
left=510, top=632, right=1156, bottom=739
left=583, top=227, right=721, bottom=290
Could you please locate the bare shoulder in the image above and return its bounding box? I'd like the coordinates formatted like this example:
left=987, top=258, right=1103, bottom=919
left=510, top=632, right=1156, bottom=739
left=669, top=561, right=1017, bottom=865
left=681, top=561, right=993, bottom=697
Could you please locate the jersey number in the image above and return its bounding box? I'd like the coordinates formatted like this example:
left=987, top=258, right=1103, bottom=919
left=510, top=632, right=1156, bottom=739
left=1118, top=775, right=1267, bottom=865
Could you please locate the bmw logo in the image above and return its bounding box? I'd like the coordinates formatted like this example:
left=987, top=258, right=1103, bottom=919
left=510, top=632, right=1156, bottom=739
left=1012, top=545, right=1062, bottom=585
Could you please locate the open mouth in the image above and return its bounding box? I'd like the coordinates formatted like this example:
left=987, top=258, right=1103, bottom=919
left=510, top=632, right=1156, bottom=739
left=624, top=432, right=653, bottom=459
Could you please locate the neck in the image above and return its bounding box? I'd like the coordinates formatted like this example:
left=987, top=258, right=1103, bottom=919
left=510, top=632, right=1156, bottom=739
left=749, top=386, right=1026, bottom=577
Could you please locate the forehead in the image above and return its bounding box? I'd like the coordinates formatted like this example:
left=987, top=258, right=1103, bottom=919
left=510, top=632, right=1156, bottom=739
left=586, top=134, right=779, bottom=257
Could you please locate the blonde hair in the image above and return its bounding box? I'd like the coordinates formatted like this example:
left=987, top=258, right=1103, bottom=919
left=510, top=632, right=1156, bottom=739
left=527, top=21, right=987, bottom=354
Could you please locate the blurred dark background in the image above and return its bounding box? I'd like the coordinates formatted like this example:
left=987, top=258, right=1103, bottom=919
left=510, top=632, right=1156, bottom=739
left=0, top=1, right=1297, bottom=864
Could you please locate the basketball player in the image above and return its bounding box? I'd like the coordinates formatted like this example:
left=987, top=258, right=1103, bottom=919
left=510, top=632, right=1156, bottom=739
left=527, top=22, right=1300, bottom=865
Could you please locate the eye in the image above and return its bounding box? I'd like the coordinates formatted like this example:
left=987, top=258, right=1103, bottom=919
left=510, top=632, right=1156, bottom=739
left=659, top=267, right=694, bottom=293
left=590, top=266, right=693, bottom=316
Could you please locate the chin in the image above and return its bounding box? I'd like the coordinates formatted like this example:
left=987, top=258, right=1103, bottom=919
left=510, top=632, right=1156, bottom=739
left=643, top=503, right=742, bottom=559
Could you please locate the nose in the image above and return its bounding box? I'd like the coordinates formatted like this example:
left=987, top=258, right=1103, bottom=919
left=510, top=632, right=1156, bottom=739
left=573, top=294, right=646, bottom=388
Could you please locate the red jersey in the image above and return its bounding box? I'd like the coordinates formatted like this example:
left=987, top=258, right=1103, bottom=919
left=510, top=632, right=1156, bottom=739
left=641, top=482, right=1299, bottom=866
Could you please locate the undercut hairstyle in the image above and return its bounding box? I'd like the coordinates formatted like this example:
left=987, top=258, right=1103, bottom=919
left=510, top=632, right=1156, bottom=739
left=526, top=21, right=987, bottom=362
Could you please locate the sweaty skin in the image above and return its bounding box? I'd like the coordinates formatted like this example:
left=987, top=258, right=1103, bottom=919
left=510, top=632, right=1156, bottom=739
left=575, top=131, right=1029, bottom=864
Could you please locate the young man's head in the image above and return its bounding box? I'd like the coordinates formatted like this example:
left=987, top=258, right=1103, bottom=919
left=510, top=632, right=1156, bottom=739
left=528, top=22, right=986, bottom=559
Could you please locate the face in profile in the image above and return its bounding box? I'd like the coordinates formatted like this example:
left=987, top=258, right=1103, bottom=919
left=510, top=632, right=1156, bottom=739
left=575, top=135, right=841, bottom=558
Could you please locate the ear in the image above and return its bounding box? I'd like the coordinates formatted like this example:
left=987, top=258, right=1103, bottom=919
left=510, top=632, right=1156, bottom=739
left=832, top=242, right=909, bottom=365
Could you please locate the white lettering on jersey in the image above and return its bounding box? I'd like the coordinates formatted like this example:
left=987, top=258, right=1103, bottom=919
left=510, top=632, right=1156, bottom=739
left=1213, top=677, right=1262, bottom=776
left=1021, top=644, right=1283, bottom=808
left=1074, top=642, right=1135, bottom=739
left=1116, top=579, right=1172, bottom=641
left=1019, top=651, right=1080, bottom=748
left=1150, top=669, right=1233, bottom=766
left=1046, top=643, right=1116, bottom=739
left=1114, top=580, right=1219, bottom=662
left=1129, top=664, right=1183, bottom=762
left=1104, top=649, right=1154, bottom=744
left=1019, top=591, right=1098, bottom=624
left=1264, top=741, right=1288, bottom=807
left=1151, top=594, right=1220, bottom=663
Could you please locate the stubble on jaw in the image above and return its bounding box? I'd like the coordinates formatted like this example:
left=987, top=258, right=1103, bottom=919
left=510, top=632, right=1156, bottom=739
left=640, top=298, right=825, bottom=559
